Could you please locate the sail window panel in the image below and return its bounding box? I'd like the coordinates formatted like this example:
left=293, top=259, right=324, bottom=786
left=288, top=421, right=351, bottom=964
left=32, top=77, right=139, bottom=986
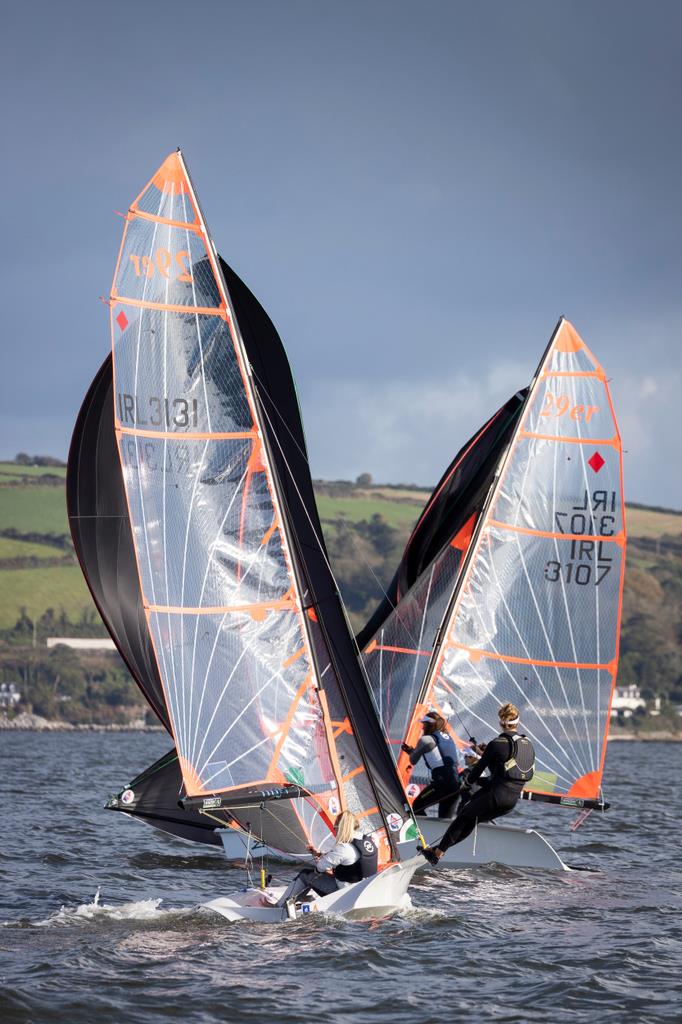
left=435, top=651, right=608, bottom=794
left=116, top=219, right=220, bottom=309
left=491, top=437, right=624, bottom=537
left=363, top=545, right=462, bottom=748
left=525, top=374, right=616, bottom=441
left=118, top=436, right=290, bottom=609
left=134, top=180, right=197, bottom=224
left=452, top=526, right=622, bottom=667
left=147, top=607, right=313, bottom=795
left=113, top=307, right=252, bottom=433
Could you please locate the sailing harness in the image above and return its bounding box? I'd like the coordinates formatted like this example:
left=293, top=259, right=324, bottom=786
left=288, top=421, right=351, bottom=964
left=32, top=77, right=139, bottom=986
left=333, top=834, right=379, bottom=883
left=499, top=731, right=535, bottom=784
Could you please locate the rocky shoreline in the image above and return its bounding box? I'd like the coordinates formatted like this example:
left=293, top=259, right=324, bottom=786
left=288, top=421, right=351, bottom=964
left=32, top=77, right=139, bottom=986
left=0, top=712, right=164, bottom=732
left=1, top=712, right=680, bottom=741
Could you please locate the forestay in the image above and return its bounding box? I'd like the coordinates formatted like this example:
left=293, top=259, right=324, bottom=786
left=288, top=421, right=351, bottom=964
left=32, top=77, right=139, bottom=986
left=398, top=319, right=625, bottom=800
left=109, top=151, right=407, bottom=857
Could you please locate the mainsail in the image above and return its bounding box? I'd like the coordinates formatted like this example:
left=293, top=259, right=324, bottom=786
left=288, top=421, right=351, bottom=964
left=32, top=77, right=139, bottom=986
left=98, top=151, right=407, bottom=858
left=360, top=392, right=527, bottom=776
left=397, top=319, right=626, bottom=802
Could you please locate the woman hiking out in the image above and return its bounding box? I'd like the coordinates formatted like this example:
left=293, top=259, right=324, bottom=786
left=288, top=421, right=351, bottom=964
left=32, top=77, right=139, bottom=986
left=420, top=702, right=535, bottom=864
left=401, top=711, right=462, bottom=818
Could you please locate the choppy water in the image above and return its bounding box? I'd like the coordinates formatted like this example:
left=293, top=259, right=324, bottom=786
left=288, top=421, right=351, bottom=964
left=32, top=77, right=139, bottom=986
left=1, top=732, right=680, bottom=1023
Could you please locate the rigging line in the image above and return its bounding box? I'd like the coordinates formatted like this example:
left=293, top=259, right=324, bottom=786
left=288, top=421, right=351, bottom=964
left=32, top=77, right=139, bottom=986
left=195, top=651, right=291, bottom=775
left=378, top=627, right=384, bottom=723
left=503, top=513, right=590, bottom=769
left=410, top=564, right=436, bottom=700
left=574, top=379, right=604, bottom=773
left=254, top=393, right=424, bottom=848
left=453, top=662, right=576, bottom=788
left=160, top=183, right=184, bottom=752
left=187, top=520, right=281, bottom=765
left=437, top=668, right=576, bottom=784
left=256, top=392, right=422, bottom=661
left=126, top=192, right=181, bottom=739
left=504, top=432, right=589, bottom=766
left=251, top=372, right=423, bottom=651
left=185, top=461, right=250, bottom=761
left=178, top=439, right=209, bottom=750
left=551, top=419, right=597, bottom=773
left=201, top=730, right=276, bottom=786
left=179, top=188, right=213, bottom=752
left=190, top=616, right=264, bottom=768
left=180, top=190, right=212, bottom=435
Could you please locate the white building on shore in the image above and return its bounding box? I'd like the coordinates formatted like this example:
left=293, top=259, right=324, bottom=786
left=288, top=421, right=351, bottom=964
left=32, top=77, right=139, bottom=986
left=611, top=684, right=646, bottom=719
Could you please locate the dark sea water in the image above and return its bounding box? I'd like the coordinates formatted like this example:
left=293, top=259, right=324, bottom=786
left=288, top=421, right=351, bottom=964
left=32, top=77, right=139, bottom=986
left=1, top=733, right=680, bottom=1024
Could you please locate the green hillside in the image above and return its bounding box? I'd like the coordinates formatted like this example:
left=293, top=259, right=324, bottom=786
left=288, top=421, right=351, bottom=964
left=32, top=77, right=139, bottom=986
left=0, top=458, right=680, bottom=723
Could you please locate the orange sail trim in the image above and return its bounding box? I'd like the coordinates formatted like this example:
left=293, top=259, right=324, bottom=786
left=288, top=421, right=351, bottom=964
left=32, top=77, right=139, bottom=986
left=115, top=425, right=257, bottom=441
left=111, top=293, right=228, bottom=318
left=519, top=430, right=619, bottom=447
left=487, top=519, right=626, bottom=546
left=145, top=596, right=296, bottom=617
left=451, top=512, right=477, bottom=552
left=566, top=770, right=602, bottom=799
left=150, top=151, right=192, bottom=196
left=317, top=689, right=346, bottom=810
left=128, top=209, right=202, bottom=232
left=266, top=675, right=313, bottom=776
left=449, top=642, right=615, bottom=673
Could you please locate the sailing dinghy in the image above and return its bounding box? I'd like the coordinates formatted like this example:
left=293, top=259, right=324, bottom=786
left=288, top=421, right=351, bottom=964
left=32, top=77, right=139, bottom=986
left=71, top=150, right=420, bottom=921
left=386, top=317, right=625, bottom=867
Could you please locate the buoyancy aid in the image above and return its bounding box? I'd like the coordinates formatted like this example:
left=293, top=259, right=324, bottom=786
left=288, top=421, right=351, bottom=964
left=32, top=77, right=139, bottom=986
left=422, top=730, right=459, bottom=772
left=499, top=731, right=535, bottom=784
left=334, top=834, right=378, bottom=883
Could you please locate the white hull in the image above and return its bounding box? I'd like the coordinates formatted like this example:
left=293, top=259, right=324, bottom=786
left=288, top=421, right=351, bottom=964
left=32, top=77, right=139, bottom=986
left=202, top=856, right=420, bottom=923
left=218, top=820, right=567, bottom=871
left=404, top=818, right=568, bottom=870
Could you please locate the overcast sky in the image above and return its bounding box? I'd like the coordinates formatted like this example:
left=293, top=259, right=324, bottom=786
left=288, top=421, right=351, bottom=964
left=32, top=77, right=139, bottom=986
left=1, top=1, right=680, bottom=506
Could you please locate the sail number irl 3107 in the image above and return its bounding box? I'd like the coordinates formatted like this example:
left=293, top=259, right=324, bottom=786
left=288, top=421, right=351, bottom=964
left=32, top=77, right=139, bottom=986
left=544, top=490, right=617, bottom=587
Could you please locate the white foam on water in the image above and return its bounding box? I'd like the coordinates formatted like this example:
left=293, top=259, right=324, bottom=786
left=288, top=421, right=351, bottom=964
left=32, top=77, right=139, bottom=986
left=33, top=889, right=177, bottom=927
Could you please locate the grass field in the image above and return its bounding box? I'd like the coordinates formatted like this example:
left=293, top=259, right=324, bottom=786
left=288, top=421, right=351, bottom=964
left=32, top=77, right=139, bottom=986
left=0, top=486, right=69, bottom=535
left=625, top=506, right=682, bottom=538
left=0, top=537, right=67, bottom=559
left=316, top=494, right=422, bottom=530
left=0, top=462, right=66, bottom=479
left=0, top=566, right=93, bottom=628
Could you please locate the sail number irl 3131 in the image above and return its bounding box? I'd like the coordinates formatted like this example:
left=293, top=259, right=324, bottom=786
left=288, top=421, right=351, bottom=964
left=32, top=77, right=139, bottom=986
left=544, top=489, right=618, bottom=587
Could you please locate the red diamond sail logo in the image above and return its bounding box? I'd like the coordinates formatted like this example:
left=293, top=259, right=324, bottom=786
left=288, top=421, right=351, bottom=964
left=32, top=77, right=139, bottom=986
left=116, top=311, right=129, bottom=331
left=588, top=451, right=605, bottom=473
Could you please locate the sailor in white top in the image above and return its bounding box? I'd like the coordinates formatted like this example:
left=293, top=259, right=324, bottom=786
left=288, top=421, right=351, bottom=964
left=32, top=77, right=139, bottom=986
left=276, top=812, right=379, bottom=906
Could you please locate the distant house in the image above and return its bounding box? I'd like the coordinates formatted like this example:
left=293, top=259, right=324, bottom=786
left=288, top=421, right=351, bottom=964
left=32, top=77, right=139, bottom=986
left=46, top=637, right=116, bottom=651
left=611, top=684, right=646, bottom=719
left=0, top=682, right=21, bottom=707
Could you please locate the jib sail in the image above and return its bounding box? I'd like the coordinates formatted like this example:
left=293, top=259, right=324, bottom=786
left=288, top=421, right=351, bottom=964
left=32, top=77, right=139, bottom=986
left=398, top=319, right=625, bottom=801
left=105, top=151, right=408, bottom=857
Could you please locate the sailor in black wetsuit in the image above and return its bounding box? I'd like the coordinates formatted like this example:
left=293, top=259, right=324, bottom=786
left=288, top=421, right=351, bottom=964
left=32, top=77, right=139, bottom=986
left=275, top=811, right=378, bottom=906
left=420, top=702, right=535, bottom=864
left=401, top=712, right=462, bottom=818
